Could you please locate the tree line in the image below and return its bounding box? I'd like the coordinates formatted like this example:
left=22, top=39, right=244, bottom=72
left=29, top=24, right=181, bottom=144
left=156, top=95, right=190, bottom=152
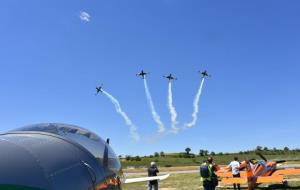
left=121, top=146, right=300, bottom=161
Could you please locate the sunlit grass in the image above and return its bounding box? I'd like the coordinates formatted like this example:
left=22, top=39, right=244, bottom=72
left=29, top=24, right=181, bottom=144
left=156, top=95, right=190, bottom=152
left=122, top=173, right=300, bottom=190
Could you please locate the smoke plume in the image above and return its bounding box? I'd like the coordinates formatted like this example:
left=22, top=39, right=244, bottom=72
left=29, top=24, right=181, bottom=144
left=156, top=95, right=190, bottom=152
left=143, top=78, right=165, bottom=133
left=185, top=78, right=205, bottom=128
left=103, top=91, right=140, bottom=141
left=167, top=82, right=179, bottom=133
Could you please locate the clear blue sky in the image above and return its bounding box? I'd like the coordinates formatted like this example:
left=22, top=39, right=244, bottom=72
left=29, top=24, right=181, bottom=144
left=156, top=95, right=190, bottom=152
left=1, top=0, right=299, bottom=156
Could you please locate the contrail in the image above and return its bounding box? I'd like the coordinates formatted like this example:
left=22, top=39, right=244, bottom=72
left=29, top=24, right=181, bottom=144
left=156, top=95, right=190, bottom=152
left=102, top=90, right=140, bottom=141
left=168, top=82, right=179, bottom=133
left=143, top=78, right=165, bottom=133
left=185, top=78, right=205, bottom=128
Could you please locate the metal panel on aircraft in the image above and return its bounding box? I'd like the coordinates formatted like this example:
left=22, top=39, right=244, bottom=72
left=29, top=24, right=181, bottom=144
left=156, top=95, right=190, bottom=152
left=0, top=139, right=49, bottom=189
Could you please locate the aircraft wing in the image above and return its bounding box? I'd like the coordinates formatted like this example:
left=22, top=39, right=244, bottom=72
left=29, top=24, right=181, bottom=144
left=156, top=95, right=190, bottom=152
left=221, top=177, right=248, bottom=184
left=216, top=171, right=247, bottom=178
left=221, top=175, right=284, bottom=184
left=256, top=176, right=284, bottom=183
left=272, top=168, right=300, bottom=176
left=216, top=171, right=232, bottom=178
left=124, top=174, right=170, bottom=184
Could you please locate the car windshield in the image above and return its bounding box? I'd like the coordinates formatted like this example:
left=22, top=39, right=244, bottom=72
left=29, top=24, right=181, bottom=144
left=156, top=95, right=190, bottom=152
left=12, top=123, right=121, bottom=172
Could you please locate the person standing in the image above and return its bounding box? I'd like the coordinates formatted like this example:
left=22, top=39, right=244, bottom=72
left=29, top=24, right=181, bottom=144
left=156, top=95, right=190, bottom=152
left=200, top=157, right=218, bottom=190
left=148, top=162, right=159, bottom=190
left=228, top=157, right=241, bottom=190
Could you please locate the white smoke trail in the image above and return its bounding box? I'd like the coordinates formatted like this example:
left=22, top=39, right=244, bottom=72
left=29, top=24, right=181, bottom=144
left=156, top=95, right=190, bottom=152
left=102, top=91, right=140, bottom=141
left=143, top=78, right=165, bottom=133
left=185, top=78, right=205, bottom=128
left=168, top=82, right=179, bottom=133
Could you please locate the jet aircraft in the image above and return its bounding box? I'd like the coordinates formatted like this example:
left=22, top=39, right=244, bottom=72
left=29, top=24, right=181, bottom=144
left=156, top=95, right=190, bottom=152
left=216, top=152, right=300, bottom=190
left=95, top=84, right=103, bottom=95
left=199, top=70, right=211, bottom=78
left=163, top=74, right=177, bottom=81
left=136, top=70, right=149, bottom=79
left=0, top=123, right=169, bottom=190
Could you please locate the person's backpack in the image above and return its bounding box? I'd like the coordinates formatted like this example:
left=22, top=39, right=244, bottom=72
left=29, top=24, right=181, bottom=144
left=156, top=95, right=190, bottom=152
left=200, top=163, right=210, bottom=178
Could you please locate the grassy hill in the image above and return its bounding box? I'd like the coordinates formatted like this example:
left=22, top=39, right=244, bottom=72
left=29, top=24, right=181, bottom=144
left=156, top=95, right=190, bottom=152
left=121, top=151, right=300, bottom=168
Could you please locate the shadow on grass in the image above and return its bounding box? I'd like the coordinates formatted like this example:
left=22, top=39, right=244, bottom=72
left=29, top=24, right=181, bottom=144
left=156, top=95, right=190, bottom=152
left=257, top=184, right=300, bottom=190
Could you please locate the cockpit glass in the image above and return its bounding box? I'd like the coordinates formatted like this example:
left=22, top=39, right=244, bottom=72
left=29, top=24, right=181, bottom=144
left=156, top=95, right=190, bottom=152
left=12, top=123, right=121, bottom=172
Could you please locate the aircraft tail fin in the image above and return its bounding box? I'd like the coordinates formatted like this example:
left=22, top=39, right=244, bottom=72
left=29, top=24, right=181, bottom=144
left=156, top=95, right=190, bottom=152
left=103, top=140, right=109, bottom=168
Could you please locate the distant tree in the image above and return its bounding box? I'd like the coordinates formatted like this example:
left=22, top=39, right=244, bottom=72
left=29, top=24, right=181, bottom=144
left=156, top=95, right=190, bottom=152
left=218, top=152, right=223, bottom=156
left=135, top=156, right=141, bottom=161
left=125, top=155, right=131, bottom=161
left=160, top=151, right=165, bottom=157
left=210, top=151, right=216, bottom=156
left=263, top=147, right=269, bottom=151
left=149, top=155, right=154, bottom=158
left=185, top=147, right=191, bottom=155
left=154, top=152, right=160, bottom=157
left=256, top=146, right=262, bottom=151
left=199, top=149, right=205, bottom=156
left=204, top=150, right=209, bottom=156
left=284, top=147, right=290, bottom=152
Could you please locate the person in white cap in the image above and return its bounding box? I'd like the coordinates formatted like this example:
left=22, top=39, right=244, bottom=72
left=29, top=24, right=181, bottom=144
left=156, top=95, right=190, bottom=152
left=148, top=162, right=159, bottom=190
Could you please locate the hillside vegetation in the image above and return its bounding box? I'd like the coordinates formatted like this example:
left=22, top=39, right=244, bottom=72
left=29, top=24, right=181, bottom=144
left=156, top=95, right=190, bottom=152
left=121, top=147, right=300, bottom=168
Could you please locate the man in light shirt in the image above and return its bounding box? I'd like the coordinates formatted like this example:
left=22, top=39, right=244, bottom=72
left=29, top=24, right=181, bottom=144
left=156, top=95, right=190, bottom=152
left=228, top=157, right=241, bottom=190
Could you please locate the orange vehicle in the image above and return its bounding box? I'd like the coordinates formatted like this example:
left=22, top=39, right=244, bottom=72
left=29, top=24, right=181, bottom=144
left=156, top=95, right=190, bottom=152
left=216, top=153, right=300, bottom=190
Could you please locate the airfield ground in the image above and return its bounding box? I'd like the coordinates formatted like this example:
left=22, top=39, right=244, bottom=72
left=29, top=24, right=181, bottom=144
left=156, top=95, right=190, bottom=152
left=122, top=165, right=300, bottom=190
left=122, top=153, right=300, bottom=189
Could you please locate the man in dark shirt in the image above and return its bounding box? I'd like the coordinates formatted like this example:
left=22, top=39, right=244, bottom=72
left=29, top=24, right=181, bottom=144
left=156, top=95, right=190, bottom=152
left=201, top=157, right=218, bottom=190
left=148, top=162, right=159, bottom=190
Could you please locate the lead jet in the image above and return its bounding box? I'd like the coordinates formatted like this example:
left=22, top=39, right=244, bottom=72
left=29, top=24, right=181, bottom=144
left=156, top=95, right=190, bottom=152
left=95, top=84, right=103, bottom=95
left=0, top=123, right=170, bottom=190
left=163, top=74, right=177, bottom=81
left=199, top=70, right=211, bottom=78
left=136, top=70, right=149, bottom=79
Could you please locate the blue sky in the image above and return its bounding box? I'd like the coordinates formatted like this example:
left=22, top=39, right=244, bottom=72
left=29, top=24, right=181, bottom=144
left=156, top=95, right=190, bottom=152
left=0, top=0, right=300, bottom=156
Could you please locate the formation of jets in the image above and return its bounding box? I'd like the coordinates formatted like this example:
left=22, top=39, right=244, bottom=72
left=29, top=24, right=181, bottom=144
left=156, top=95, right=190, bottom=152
left=4, top=69, right=299, bottom=190
left=97, top=70, right=210, bottom=93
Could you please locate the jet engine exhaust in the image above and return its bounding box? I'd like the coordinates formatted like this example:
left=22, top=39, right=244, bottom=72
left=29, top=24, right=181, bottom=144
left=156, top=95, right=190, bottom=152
left=143, top=78, right=165, bottom=133
left=185, top=78, right=205, bottom=128
left=168, top=82, right=179, bottom=133
left=102, top=90, right=140, bottom=141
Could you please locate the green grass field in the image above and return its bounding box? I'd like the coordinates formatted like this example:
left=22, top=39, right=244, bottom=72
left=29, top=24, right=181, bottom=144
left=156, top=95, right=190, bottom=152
left=122, top=173, right=300, bottom=190
left=123, top=173, right=203, bottom=190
